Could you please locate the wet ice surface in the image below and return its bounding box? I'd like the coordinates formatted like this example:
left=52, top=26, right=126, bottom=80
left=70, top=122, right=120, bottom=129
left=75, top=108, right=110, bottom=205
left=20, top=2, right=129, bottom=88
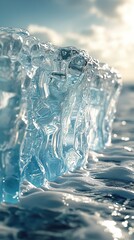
left=0, top=28, right=121, bottom=203
left=0, top=85, right=134, bottom=240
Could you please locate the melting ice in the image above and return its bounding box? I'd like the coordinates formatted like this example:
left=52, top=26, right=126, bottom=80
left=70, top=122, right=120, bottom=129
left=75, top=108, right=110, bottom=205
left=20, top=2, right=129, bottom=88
left=0, top=28, right=122, bottom=203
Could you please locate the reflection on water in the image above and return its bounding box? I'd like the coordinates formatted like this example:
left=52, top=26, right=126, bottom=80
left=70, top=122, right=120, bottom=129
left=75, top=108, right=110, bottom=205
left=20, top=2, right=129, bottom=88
left=100, top=220, right=122, bottom=239
left=0, top=85, right=134, bottom=240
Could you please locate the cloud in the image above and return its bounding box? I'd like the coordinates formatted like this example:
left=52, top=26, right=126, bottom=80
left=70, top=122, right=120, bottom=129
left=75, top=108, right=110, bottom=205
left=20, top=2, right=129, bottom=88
left=27, top=0, right=134, bottom=82
left=65, top=24, right=134, bottom=82
left=94, top=0, right=126, bottom=18
left=64, top=0, right=134, bottom=82
left=28, top=24, right=64, bottom=45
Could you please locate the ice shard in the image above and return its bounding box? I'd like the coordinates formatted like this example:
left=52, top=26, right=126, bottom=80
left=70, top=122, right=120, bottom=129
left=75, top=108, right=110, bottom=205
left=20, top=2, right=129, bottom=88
left=0, top=28, right=122, bottom=203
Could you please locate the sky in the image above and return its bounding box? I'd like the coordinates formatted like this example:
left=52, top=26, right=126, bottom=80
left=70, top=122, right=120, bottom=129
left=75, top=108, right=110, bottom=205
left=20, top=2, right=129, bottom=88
left=0, top=0, right=134, bottom=83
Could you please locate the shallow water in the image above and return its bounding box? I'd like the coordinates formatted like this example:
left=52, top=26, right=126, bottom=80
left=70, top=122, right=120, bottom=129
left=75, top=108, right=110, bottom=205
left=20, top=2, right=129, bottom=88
left=0, top=84, right=134, bottom=240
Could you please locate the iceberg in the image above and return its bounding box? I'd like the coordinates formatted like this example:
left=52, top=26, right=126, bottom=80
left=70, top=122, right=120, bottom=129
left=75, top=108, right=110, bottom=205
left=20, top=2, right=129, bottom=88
left=0, top=28, right=122, bottom=203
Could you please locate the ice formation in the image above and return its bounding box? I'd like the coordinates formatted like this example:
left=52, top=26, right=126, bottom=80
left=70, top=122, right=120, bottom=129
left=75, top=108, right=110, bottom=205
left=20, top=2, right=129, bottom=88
left=0, top=28, right=122, bottom=203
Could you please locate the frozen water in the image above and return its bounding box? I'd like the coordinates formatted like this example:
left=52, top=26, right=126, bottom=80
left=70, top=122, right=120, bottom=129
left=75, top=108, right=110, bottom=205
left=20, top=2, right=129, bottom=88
left=0, top=28, right=122, bottom=203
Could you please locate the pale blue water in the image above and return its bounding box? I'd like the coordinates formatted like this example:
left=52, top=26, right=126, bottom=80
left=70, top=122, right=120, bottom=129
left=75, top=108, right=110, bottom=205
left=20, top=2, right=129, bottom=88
left=0, top=84, right=134, bottom=240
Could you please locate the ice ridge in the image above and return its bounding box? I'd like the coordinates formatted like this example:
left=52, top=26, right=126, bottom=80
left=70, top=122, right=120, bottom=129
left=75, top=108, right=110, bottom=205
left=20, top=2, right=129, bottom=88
left=0, top=28, right=122, bottom=203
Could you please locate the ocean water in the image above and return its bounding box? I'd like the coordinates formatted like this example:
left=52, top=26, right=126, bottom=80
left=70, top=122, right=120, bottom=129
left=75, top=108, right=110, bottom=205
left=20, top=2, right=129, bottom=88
left=0, top=84, right=134, bottom=240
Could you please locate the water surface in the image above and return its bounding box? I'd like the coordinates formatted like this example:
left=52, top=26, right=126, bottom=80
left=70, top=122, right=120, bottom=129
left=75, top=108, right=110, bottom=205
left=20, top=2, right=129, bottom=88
left=0, top=84, right=134, bottom=240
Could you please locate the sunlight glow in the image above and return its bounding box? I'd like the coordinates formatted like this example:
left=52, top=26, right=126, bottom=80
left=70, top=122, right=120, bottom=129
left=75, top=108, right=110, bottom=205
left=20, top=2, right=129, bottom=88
left=101, top=220, right=122, bottom=240
left=119, top=1, right=134, bottom=45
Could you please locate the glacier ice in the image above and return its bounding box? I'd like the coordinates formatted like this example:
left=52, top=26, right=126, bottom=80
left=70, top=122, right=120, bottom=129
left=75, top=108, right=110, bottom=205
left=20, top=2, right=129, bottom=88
left=0, top=28, right=122, bottom=203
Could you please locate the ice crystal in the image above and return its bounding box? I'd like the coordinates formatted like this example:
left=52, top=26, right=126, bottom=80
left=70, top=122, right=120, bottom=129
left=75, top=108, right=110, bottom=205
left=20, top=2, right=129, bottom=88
left=0, top=28, right=122, bottom=202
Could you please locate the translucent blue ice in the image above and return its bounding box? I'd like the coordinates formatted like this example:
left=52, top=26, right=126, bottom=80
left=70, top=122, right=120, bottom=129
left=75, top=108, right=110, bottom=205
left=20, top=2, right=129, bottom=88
left=0, top=28, right=122, bottom=203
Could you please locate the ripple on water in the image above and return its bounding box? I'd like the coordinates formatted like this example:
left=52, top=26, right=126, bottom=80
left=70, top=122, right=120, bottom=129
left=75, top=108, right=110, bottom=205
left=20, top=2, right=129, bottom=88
left=0, top=85, right=134, bottom=240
